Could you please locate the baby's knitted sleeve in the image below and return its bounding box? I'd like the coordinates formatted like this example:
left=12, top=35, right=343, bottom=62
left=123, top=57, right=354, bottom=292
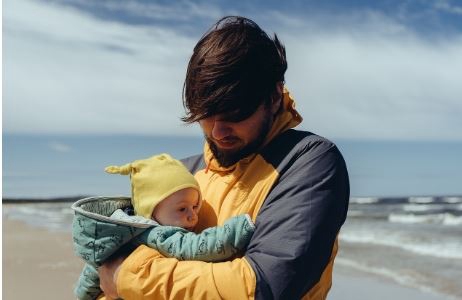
left=135, top=214, right=255, bottom=262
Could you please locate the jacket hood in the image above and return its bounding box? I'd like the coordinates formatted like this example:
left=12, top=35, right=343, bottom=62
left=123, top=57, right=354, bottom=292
left=203, top=87, right=303, bottom=173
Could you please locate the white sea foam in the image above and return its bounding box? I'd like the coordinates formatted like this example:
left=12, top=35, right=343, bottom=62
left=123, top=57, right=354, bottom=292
left=346, top=210, right=364, bottom=217
left=350, top=197, right=379, bottom=204
left=6, top=205, right=65, bottom=218
left=389, top=213, right=462, bottom=226
left=443, top=196, right=462, bottom=204
left=409, top=196, right=434, bottom=204
left=442, top=214, right=462, bottom=226
left=60, top=207, right=74, bottom=214
left=389, top=213, right=439, bottom=224
left=340, top=230, right=462, bottom=259
left=3, top=204, right=73, bottom=232
left=402, top=204, right=437, bottom=212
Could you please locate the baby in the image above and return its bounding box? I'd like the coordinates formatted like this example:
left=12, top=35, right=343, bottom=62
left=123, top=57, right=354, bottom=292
left=73, top=154, right=254, bottom=300
left=105, top=152, right=203, bottom=232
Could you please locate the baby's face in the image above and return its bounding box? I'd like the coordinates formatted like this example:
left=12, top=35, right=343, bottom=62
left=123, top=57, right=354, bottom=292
left=152, top=187, right=200, bottom=230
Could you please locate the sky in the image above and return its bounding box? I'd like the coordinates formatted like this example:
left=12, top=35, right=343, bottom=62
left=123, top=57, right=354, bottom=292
left=3, top=0, right=462, bottom=141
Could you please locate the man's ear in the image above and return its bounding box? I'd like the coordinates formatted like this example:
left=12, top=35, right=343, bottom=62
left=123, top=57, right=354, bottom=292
left=271, top=82, right=284, bottom=114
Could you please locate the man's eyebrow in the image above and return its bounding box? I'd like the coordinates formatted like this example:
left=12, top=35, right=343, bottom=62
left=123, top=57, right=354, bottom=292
left=218, top=110, right=253, bottom=122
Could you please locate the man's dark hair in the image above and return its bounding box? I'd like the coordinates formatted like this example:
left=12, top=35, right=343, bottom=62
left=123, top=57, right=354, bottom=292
left=182, top=16, right=287, bottom=123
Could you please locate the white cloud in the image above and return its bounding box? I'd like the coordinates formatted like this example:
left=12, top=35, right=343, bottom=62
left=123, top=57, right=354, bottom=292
left=48, top=0, right=226, bottom=23
left=276, top=13, right=462, bottom=141
left=98, top=1, right=225, bottom=22
left=434, top=0, right=462, bottom=16
left=3, top=0, right=202, bottom=136
left=3, top=0, right=462, bottom=141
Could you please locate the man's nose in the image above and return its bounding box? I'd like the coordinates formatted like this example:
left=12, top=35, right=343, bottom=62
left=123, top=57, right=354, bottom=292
left=211, top=121, right=232, bottom=140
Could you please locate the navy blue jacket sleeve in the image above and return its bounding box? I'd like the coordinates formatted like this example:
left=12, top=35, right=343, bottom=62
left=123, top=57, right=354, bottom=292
left=245, top=134, right=350, bottom=299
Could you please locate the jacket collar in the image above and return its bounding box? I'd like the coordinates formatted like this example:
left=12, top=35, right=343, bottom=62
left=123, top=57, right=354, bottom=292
left=203, top=87, right=303, bottom=173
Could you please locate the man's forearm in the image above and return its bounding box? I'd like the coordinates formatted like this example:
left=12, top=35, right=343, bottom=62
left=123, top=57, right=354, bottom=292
left=99, top=256, right=124, bottom=299
left=115, top=245, right=256, bottom=299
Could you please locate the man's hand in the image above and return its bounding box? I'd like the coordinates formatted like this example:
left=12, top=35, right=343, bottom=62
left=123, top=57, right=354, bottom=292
left=99, top=256, right=125, bottom=299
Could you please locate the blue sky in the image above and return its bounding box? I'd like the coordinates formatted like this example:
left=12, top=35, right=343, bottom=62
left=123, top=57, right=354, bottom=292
left=3, top=0, right=462, bottom=140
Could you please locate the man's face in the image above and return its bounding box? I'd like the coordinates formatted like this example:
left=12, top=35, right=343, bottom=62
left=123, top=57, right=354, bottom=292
left=199, top=103, right=275, bottom=167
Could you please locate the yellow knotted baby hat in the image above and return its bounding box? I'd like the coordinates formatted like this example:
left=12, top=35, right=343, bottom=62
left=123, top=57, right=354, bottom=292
left=105, top=153, right=201, bottom=219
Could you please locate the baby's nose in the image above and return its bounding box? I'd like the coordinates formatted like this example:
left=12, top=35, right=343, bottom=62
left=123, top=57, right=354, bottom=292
left=188, top=211, right=198, bottom=222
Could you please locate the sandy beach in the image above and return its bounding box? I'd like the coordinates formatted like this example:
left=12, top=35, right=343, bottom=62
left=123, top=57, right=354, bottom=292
left=3, top=218, right=85, bottom=299
left=2, top=207, right=451, bottom=300
left=330, top=265, right=446, bottom=300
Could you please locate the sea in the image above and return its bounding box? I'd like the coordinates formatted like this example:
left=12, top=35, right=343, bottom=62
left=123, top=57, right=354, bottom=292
left=3, top=134, right=462, bottom=299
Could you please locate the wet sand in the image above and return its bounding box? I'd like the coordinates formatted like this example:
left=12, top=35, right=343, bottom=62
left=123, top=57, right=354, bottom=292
left=330, top=265, right=448, bottom=300
left=3, top=219, right=84, bottom=299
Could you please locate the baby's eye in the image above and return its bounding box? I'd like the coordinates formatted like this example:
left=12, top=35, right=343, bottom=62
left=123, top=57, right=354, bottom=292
left=178, top=207, right=186, bottom=212
left=193, top=205, right=199, bottom=210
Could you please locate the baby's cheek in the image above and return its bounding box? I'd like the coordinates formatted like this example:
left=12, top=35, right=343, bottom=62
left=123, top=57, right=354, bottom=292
left=176, top=219, right=187, bottom=227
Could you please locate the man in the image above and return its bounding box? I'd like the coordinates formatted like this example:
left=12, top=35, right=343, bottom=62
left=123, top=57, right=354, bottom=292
left=99, top=16, right=349, bottom=299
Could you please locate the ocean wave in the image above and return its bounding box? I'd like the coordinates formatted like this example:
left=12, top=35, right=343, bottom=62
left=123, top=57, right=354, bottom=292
left=3, top=204, right=74, bottom=232
left=409, top=196, right=434, bottom=204
left=443, top=214, right=462, bottom=225
left=389, top=213, right=462, bottom=226
left=350, top=197, right=379, bottom=204
left=351, top=196, right=462, bottom=206
left=340, top=230, right=462, bottom=259
left=402, top=204, right=439, bottom=212
left=443, top=196, right=462, bottom=204
left=346, top=210, right=364, bottom=217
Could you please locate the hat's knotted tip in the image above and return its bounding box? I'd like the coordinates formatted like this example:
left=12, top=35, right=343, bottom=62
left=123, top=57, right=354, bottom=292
left=104, top=163, right=132, bottom=175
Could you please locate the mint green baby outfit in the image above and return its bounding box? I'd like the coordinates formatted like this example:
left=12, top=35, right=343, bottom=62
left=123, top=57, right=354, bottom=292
left=72, top=196, right=255, bottom=300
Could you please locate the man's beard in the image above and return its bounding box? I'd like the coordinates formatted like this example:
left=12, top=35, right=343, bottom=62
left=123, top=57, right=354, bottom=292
left=206, top=112, right=273, bottom=168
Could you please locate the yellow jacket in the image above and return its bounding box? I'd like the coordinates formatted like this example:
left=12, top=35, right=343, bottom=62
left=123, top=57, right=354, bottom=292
left=111, top=89, right=350, bottom=299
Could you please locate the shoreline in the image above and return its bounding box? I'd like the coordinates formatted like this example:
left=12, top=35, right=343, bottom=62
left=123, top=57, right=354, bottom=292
left=2, top=196, right=91, bottom=204
left=2, top=214, right=452, bottom=300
